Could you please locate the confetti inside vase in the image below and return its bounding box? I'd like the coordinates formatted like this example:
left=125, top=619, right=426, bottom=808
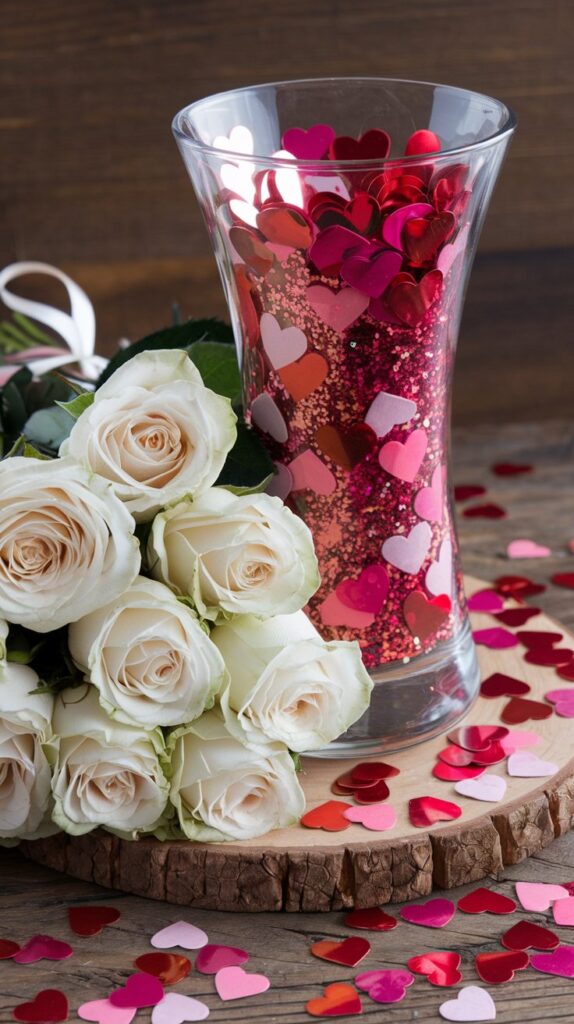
left=173, top=78, right=516, bottom=754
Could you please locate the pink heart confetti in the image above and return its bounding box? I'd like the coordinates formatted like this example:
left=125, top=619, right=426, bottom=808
left=364, top=390, right=417, bottom=438
left=426, top=540, right=453, bottom=598
left=308, top=225, right=366, bottom=275
left=195, top=944, right=249, bottom=974
left=266, top=462, right=293, bottom=501
left=381, top=521, right=432, bottom=574
left=414, top=465, right=444, bottom=522
left=260, top=312, right=307, bottom=370
left=282, top=124, right=336, bottom=160
left=515, top=882, right=569, bottom=912
left=545, top=689, right=574, bottom=717
left=341, top=248, right=403, bottom=298
left=473, top=627, right=518, bottom=649
left=13, top=935, right=73, bottom=964
left=250, top=393, right=288, bottom=443
left=400, top=898, right=456, bottom=929
left=214, top=965, right=270, bottom=1001
left=288, top=450, right=337, bottom=496
left=507, top=751, right=558, bottom=777
left=78, top=1001, right=136, bottom=1024
left=343, top=803, right=397, bottom=831
left=454, top=773, right=507, bottom=803
left=530, top=945, right=574, bottom=978
left=500, top=729, right=540, bottom=754
left=110, top=974, right=164, bottom=1009
left=151, top=921, right=208, bottom=951
left=439, top=986, right=496, bottom=1022
left=306, top=284, right=369, bottom=333
left=379, top=428, right=428, bottom=483
left=507, top=539, right=551, bottom=559
left=553, top=897, right=574, bottom=926
left=467, top=590, right=504, bottom=613
left=382, top=202, right=434, bottom=251
left=355, top=969, right=414, bottom=1004
left=151, top=993, right=210, bottom=1024
left=336, top=564, right=389, bottom=614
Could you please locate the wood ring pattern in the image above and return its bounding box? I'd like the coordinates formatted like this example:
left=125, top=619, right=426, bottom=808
left=21, top=577, right=574, bottom=912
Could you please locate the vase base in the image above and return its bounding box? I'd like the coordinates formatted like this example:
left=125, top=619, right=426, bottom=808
left=309, top=619, right=480, bottom=758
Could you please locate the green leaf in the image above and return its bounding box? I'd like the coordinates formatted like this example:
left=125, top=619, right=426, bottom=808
left=0, top=367, right=33, bottom=438
left=216, top=419, right=275, bottom=490
left=55, top=391, right=94, bottom=420
left=12, top=313, right=55, bottom=346
left=188, top=341, right=241, bottom=403
left=96, top=318, right=234, bottom=388
left=220, top=474, right=274, bottom=496
left=23, top=405, right=73, bottom=452
left=23, top=442, right=52, bottom=460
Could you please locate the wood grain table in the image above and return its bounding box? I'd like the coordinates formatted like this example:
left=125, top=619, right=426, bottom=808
left=2, top=418, right=574, bottom=1023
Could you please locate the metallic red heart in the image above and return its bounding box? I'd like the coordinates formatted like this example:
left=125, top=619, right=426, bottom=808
left=301, top=800, right=353, bottom=832
left=13, top=935, right=73, bottom=964
left=403, top=212, right=455, bottom=265
left=403, top=591, right=451, bottom=642
left=438, top=745, right=474, bottom=767
left=494, top=575, right=546, bottom=597
left=351, top=761, right=400, bottom=783
left=385, top=269, right=443, bottom=328
left=516, top=630, right=563, bottom=649
left=433, top=762, right=485, bottom=782
left=0, top=938, right=20, bottom=958
left=524, top=647, right=574, bottom=668
left=454, top=484, right=486, bottom=501
left=492, top=462, right=533, bottom=476
left=408, top=951, right=461, bottom=986
left=475, top=949, right=529, bottom=984
left=134, top=952, right=192, bottom=984
left=13, top=990, right=68, bottom=1023
left=463, top=503, right=506, bottom=519
left=306, top=983, right=362, bottom=1017
left=344, top=908, right=398, bottom=931
left=409, top=796, right=462, bottom=827
left=494, top=607, right=540, bottom=627
left=447, top=726, right=508, bottom=752
left=501, top=697, right=553, bottom=725
left=471, top=741, right=507, bottom=766
left=552, top=573, right=574, bottom=589
left=329, top=129, right=391, bottom=161
left=311, top=936, right=371, bottom=967
left=480, top=673, right=531, bottom=699
left=68, top=906, right=120, bottom=937
left=457, top=888, right=517, bottom=915
left=194, top=943, right=249, bottom=974
left=501, top=921, right=560, bottom=951
left=315, top=423, right=378, bottom=471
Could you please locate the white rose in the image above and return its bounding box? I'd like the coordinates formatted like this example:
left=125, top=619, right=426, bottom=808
left=61, top=350, right=237, bottom=521
left=0, top=662, right=56, bottom=840
left=51, top=685, right=169, bottom=838
left=213, top=612, right=373, bottom=752
left=68, top=576, right=226, bottom=727
left=0, top=457, right=140, bottom=633
left=168, top=708, right=305, bottom=841
left=148, top=488, right=319, bottom=620
left=0, top=618, right=7, bottom=665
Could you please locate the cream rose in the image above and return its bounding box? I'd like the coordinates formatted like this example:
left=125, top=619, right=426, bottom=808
left=68, top=576, right=226, bottom=727
left=51, top=685, right=169, bottom=838
left=0, top=457, right=140, bottom=633
left=0, top=662, right=56, bottom=840
left=213, top=612, right=373, bottom=751
left=168, top=709, right=305, bottom=841
left=148, top=488, right=319, bottom=620
left=61, top=350, right=237, bottom=521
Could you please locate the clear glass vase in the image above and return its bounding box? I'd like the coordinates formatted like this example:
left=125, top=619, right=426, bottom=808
left=173, top=78, right=516, bottom=756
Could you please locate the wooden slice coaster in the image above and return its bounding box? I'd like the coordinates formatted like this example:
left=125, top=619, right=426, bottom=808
left=21, top=577, right=574, bottom=912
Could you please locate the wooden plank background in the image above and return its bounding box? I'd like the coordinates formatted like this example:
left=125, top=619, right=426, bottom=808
left=1, top=0, right=573, bottom=424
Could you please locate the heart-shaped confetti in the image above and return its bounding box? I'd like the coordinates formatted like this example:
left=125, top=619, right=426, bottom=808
left=408, top=797, right=461, bottom=829
left=78, top=1000, right=136, bottom=1024
left=341, top=248, right=403, bottom=298
left=500, top=729, right=540, bottom=754
left=282, top=123, right=336, bottom=159
left=306, top=983, right=362, bottom=1017
left=455, top=774, right=507, bottom=803
left=517, top=629, right=563, bottom=649
left=343, top=803, right=397, bottom=831
left=308, top=225, right=365, bottom=275
left=306, top=284, right=369, bottom=333
left=438, top=745, right=474, bottom=767
left=382, top=521, right=432, bottom=574
left=68, top=907, right=120, bottom=937
left=311, top=937, right=371, bottom=968
left=355, top=969, right=414, bottom=1003
left=403, top=212, right=455, bottom=265
left=110, top=975, right=164, bottom=1009
left=463, top=503, right=506, bottom=519
left=382, top=202, right=434, bottom=250
left=455, top=485, right=487, bottom=502
left=552, top=896, right=574, bottom=926
left=545, top=689, right=574, bottom=717
left=502, top=920, right=559, bottom=951
left=344, top=908, right=398, bottom=931
left=507, top=751, right=558, bottom=777
left=229, top=226, right=275, bottom=276
left=524, top=647, right=574, bottom=667
left=134, top=953, right=192, bottom=985
left=404, top=592, right=451, bottom=642
left=492, top=462, right=532, bottom=476
left=473, top=627, right=518, bottom=649
left=405, top=128, right=441, bottom=155
left=457, top=889, right=516, bottom=915
left=480, top=673, right=531, bottom=699
left=330, top=129, right=391, bottom=161
left=250, top=393, right=288, bottom=443
left=151, top=993, right=209, bottom=1024
left=400, top=898, right=456, bottom=928
left=467, top=589, right=504, bottom=613
left=0, top=939, right=20, bottom=958
left=351, top=761, right=400, bottom=783
left=260, top=312, right=307, bottom=370
left=507, top=539, right=551, bottom=559
left=557, top=662, right=574, bottom=681
left=530, top=945, right=574, bottom=977
left=448, top=726, right=508, bottom=751
left=288, top=450, right=336, bottom=496
left=408, top=951, right=461, bottom=987
left=256, top=204, right=312, bottom=248
left=151, top=922, right=208, bottom=951
left=319, top=591, right=375, bottom=629
left=439, top=986, right=496, bottom=1022
left=475, top=949, right=529, bottom=984
left=501, top=697, right=553, bottom=725
left=379, top=427, right=428, bottom=483
left=364, top=390, right=417, bottom=438
left=214, top=965, right=270, bottom=1001
left=352, top=779, right=391, bottom=803
left=426, top=540, right=453, bottom=597
left=552, top=572, right=574, bottom=589
left=13, top=991, right=69, bottom=1024
left=13, top=935, right=73, bottom=964
left=495, top=575, right=546, bottom=597
left=515, top=882, right=569, bottom=912
left=494, top=607, right=540, bottom=627
left=384, top=269, right=443, bottom=326
left=433, top=762, right=486, bottom=782
left=301, top=800, right=353, bottom=832
left=315, top=423, right=377, bottom=471
left=195, top=944, right=249, bottom=974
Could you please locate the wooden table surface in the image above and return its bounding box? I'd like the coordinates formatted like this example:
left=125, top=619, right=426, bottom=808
left=2, top=418, right=574, bottom=1022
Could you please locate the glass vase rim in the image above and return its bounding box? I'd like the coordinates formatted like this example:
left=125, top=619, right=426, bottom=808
left=172, top=75, right=517, bottom=171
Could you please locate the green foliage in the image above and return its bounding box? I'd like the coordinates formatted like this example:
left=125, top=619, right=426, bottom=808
left=216, top=419, right=275, bottom=490
left=0, top=368, right=78, bottom=457
left=96, top=319, right=234, bottom=388
left=188, top=341, right=241, bottom=404
left=55, top=391, right=94, bottom=420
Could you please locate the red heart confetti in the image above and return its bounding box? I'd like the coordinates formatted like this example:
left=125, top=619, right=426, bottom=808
left=447, top=725, right=508, bottom=751
left=405, top=129, right=441, bottom=156
left=433, top=762, right=486, bottom=782
left=403, top=591, right=451, bottom=641
left=463, top=503, right=506, bottom=519
left=282, top=123, right=336, bottom=160
left=557, top=662, right=574, bottom=682
left=306, top=983, right=362, bottom=1017
left=351, top=761, right=400, bottom=783
left=311, top=937, right=371, bottom=968
left=335, top=565, right=389, bottom=614
left=516, top=629, right=563, bottom=649
left=13, top=990, right=68, bottom=1024
left=494, top=575, right=546, bottom=597
left=502, top=921, right=560, bottom=951
left=353, top=779, right=391, bottom=803
left=400, top=898, right=456, bottom=928
left=329, top=129, right=391, bottom=162
left=301, top=801, right=353, bottom=832
left=474, top=949, right=529, bottom=984
left=471, top=741, right=507, bottom=766
left=134, top=952, right=192, bottom=984
left=501, top=697, right=553, bottom=724
left=494, top=607, right=540, bottom=627
left=409, top=796, right=462, bottom=827
left=457, top=888, right=517, bottom=915
left=408, top=951, right=461, bottom=987
left=68, top=906, right=120, bottom=937
left=0, top=939, right=20, bottom=959
left=492, top=462, right=533, bottom=476
left=524, top=647, right=574, bottom=668
left=195, top=943, right=249, bottom=974
left=454, top=484, right=486, bottom=502
left=467, top=589, right=504, bottom=613
left=551, top=573, right=574, bottom=590
left=480, top=672, right=531, bottom=699
left=473, top=627, right=518, bottom=649
left=315, top=423, right=378, bottom=471
left=13, top=936, right=73, bottom=964
left=344, top=908, right=398, bottom=931
left=438, top=745, right=474, bottom=767
left=109, top=973, right=164, bottom=1009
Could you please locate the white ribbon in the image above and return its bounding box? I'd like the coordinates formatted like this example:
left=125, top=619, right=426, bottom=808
left=0, top=262, right=108, bottom=381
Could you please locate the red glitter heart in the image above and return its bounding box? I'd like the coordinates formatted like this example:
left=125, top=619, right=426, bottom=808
left=516, top=630, right=562, bottom=649
left=386, top=269, right=443, bottom=327
left=301, top=800, right=353, bottom=832
left=344, top=908, right=398, bottom=931
left=229, top=226, right=275, bottom=276
left=494, top=607, right=540, bottom=627
left=0, top=939, right=20, bottom=958
left=351, top=761, right=400, bottom=782
left=463, top=503, right=506, bottom=519
left=316, top=423, right=378, bottom=470
left=403, top=591, right=451, bottom=642
left=134, top=952, right=192, bottom=985
left=335, top=564, right=389, bottom=614
left=409, top=796, right=462, bottom=827
left=502, top=921, right=560, bottom=951
left=524, top=648, right=574, bottom=668
left=68, top=906, right=120, bottom=937
left=454, top=484, right=486, bottom=501
left=330, top=129, right=391, bottom=161
left=552, top=573, right=574, bottom=590
left=13, top=990, right=68, bottom=1024
left=408, top=951, right=461, bottom=987
left=494, top=575, right=546, bottom=597
left=432, top=762, right=485, bottom=781
left=501, top=697, right=553, bottom=725
left=475, top=949, right=529, bottom=984
left=480, top=673, right=531, bottom=698
left=447, top=725, right=508, bottom=751
left=311, top=937, right=371, bottom=968
left=306, top=983, right=362, bottom=1017
left=257, top=204, right=312, bottom=248
left=492, top=462, right=533, bottom=476
left=403, top=212, right=455, bottom=265
left=457, top=888, right=517, bottom=915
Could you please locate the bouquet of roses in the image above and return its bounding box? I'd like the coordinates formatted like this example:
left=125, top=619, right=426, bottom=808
left=0, top=321, right=372, bottom=845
